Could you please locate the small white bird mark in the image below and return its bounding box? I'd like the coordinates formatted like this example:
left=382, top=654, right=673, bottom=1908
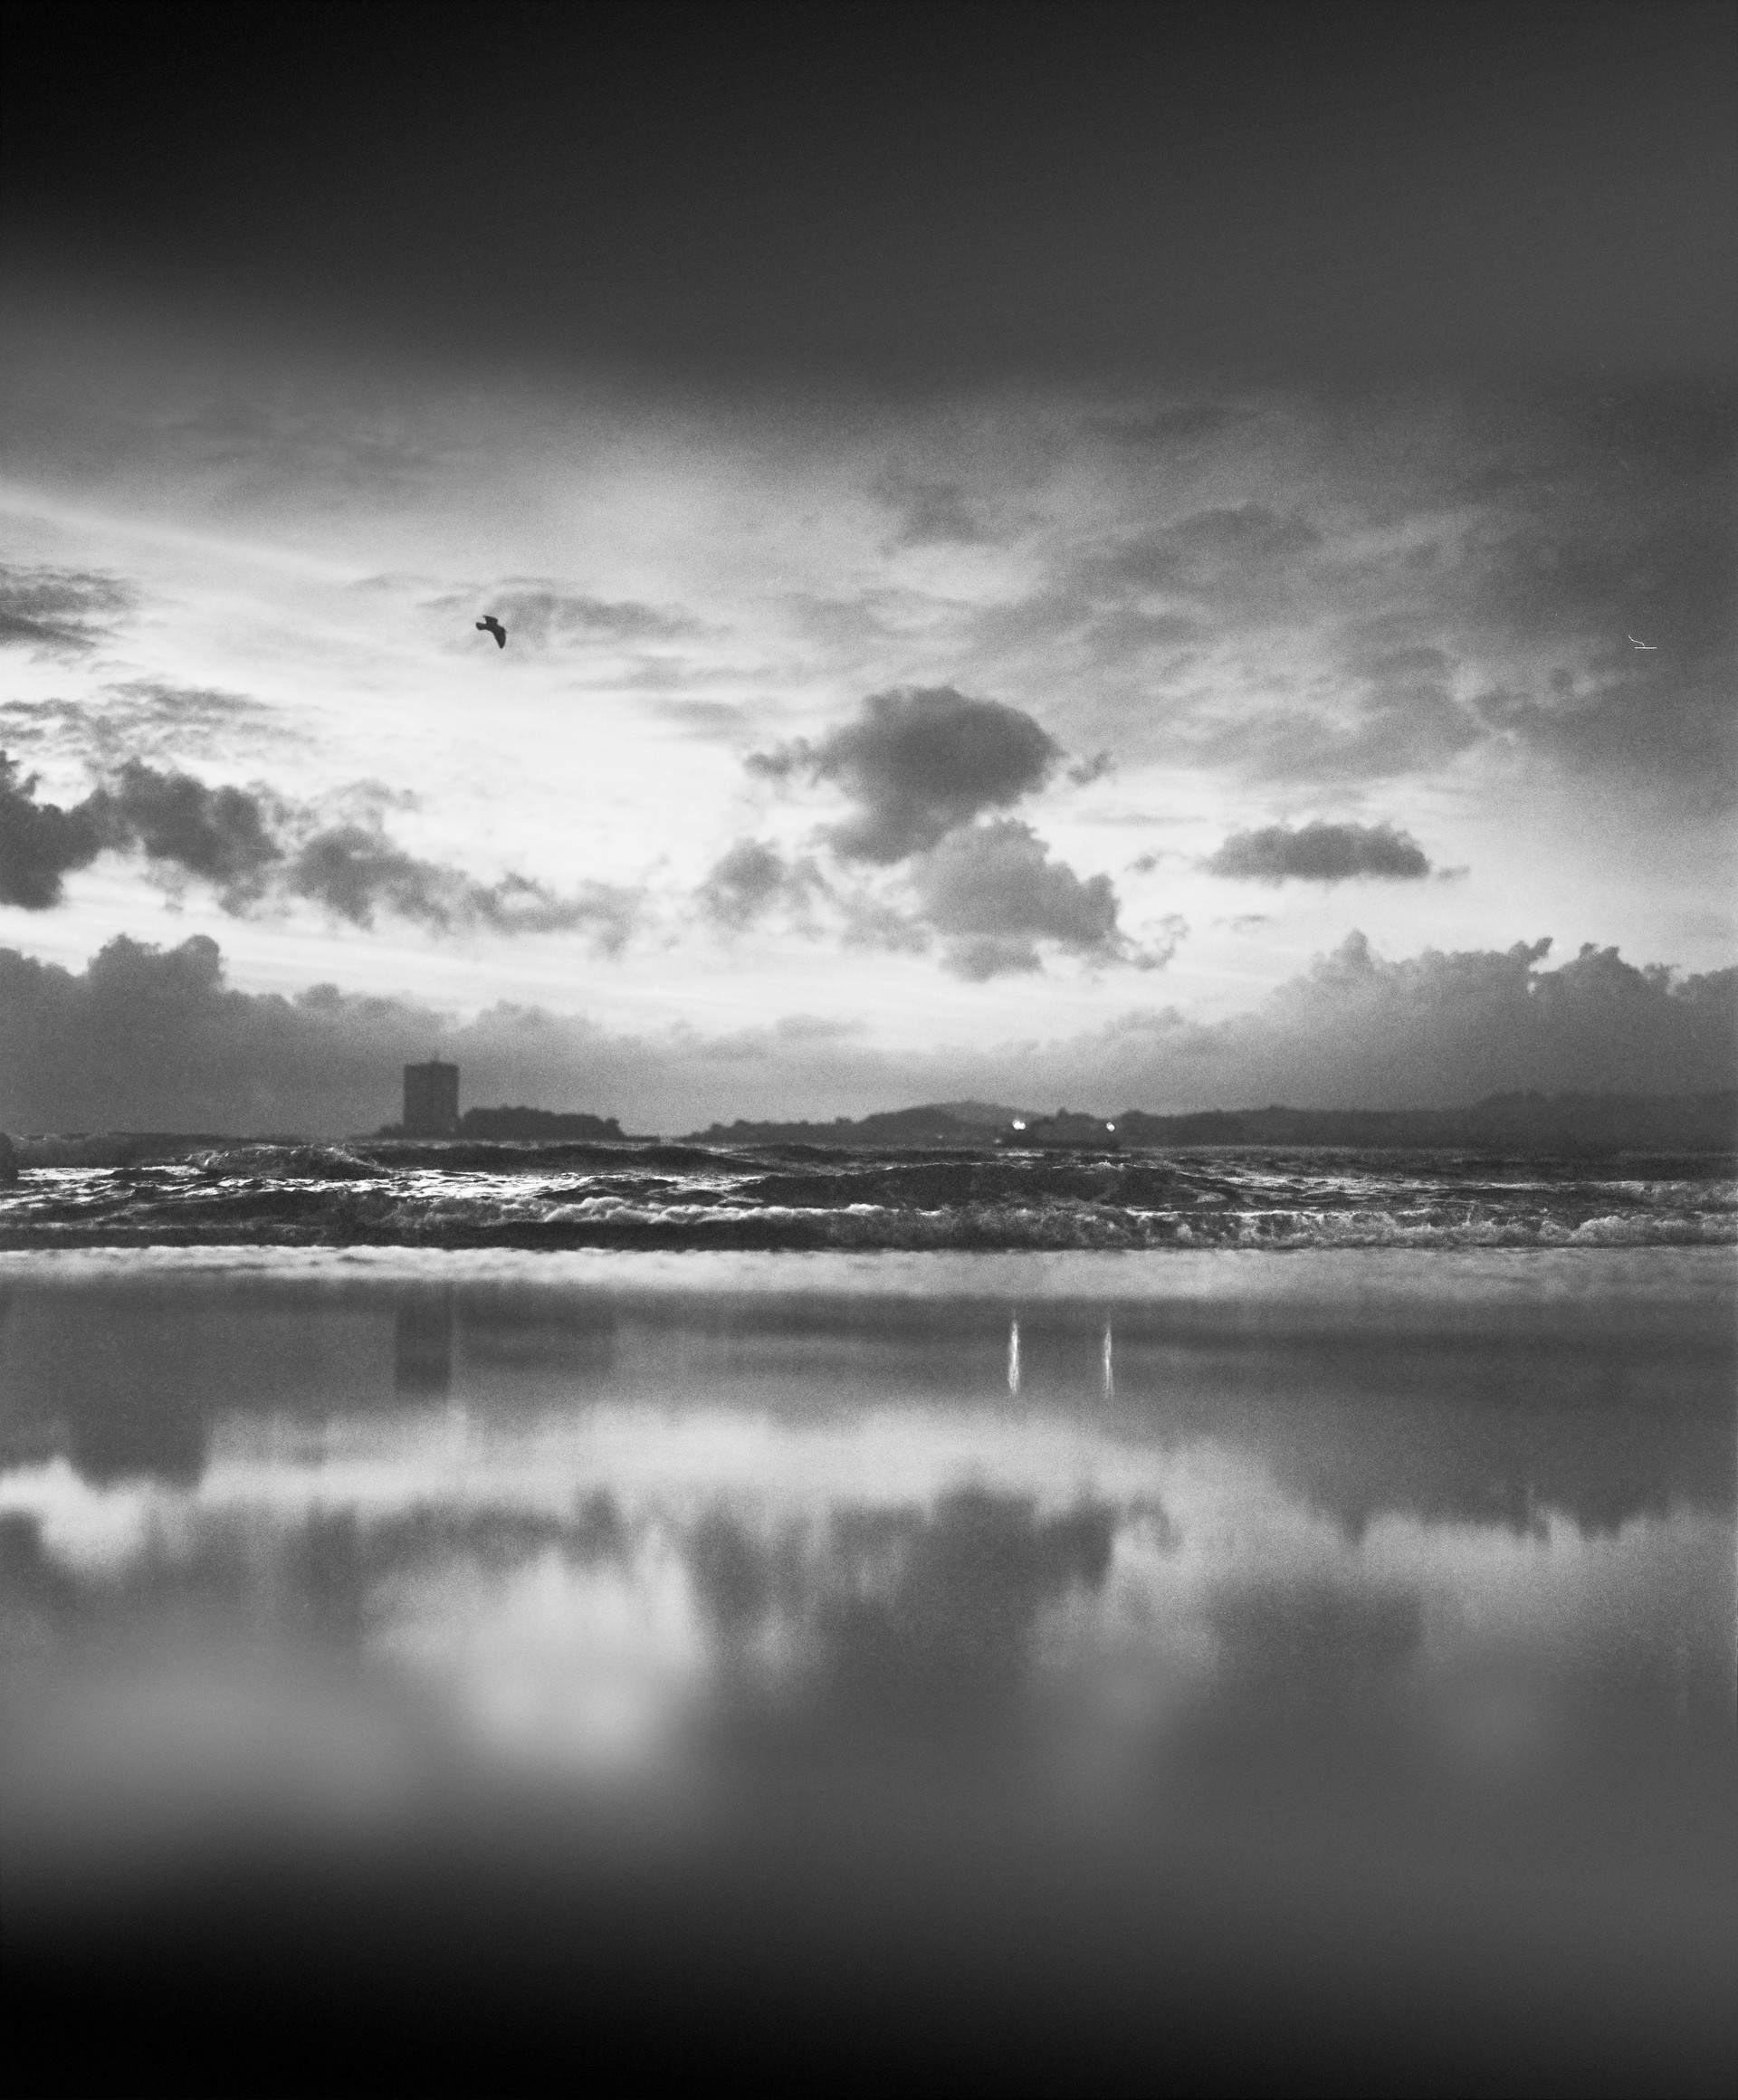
left=1628, top=634, right=1657, bottom=651
left=476, top=616, right=507, bottom=649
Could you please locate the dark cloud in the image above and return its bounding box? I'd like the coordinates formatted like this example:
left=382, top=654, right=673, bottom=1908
left=0, top=754, right=639, bottom=947
left=0, top=564, right=133, bottom=658
left=2, top=755, right=287, bottom=912
left=1066, top=750, right=1114, bottom=788
left=750, top=686, right=1063, bottom=863
left=1207, top=822, right=1433, bottom=883
left=289, top=824, right=641, bottom=948
left=1155, top=931, right=1738, bottom=1110
left=698, top=838, right=822, bottom=931
left=91, top=759, right=284, bottom=904
left=4, top=931, right=1732, bottom=1139
left=805, top=1491, right=1116, bottom=1739
left=911, top=819, right=1123, bottom=979
left=0, top=752, right=103, bottom=909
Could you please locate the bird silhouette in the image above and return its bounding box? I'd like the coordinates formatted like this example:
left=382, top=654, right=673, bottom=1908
left=1627, top=634, right=1657, bottom=651
left=476, top=616, right=507, bottom=649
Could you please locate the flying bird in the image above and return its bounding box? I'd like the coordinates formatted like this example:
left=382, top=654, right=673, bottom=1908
left=476, top=616, right=507, bottom=649
left=1628, top=634, right=1657, bottom=650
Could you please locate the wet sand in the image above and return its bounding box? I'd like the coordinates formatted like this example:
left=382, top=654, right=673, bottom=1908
left=3, top=1247, right=1733, bottom=2093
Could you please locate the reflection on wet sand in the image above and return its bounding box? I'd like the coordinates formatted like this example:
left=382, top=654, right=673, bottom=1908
left=392, top=1288, right=453, bottom=1397
left=1, top=1251, right=1733, bottom=2094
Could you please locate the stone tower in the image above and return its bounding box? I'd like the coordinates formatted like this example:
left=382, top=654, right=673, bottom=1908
left=402, top=1061, right=459, bottom=1135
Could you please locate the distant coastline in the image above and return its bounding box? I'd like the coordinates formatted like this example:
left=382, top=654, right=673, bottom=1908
left=682, top=1090, right=1738, bottom=1154
left=4, top=1089, right=1733, bottom=1174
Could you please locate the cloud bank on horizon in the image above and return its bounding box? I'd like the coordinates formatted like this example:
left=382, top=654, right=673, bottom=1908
left=3, top=930, right=1731, bottom=1140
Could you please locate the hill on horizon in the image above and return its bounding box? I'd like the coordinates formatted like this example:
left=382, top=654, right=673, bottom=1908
left=681, top=1090, right=1737, bottom=1151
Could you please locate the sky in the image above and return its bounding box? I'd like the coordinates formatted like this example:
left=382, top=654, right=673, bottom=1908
left=2, top=1, right=1734, bottom=1134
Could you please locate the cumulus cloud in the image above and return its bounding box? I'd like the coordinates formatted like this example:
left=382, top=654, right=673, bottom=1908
left=741, top=692, right=1162, bottom=976
left=750, top=686, right=1063, bottom=863
left=912, top=819, right=1122, bottom=978
left=0, top=563, right=134, bottom=657
left=1206, top=822, right=1433, bottom=883
left=0, top=753, right=639, bottom=947
left=91, top=758, right=285, bottom=904
left=697, top=838, right=823, bottom=931
left=1, top=752, right=289, bottom=912
left=1131, top=932, right=1738, bottom=1112
left=0, top=752, right=103, bottom=908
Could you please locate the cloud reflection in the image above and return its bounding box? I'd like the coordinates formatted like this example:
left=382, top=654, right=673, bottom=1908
left=3, top=1261, right=1732, bottom=2100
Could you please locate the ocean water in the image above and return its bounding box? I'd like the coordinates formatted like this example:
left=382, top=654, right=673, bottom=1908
left=2, top=1224, right=1734, bottom=2090
left=3, top=1136, right=1735, bottom=1250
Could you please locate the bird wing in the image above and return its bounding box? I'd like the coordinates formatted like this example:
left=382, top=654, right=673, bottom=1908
left=494, top=627, right=506, bottom=647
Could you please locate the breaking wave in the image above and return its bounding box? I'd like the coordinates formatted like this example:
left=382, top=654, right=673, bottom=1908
left=2, top=1140, right=1733, bottom=1252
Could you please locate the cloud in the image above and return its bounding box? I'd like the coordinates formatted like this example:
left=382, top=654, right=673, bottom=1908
left=0, top=753, right=640, bottom=947
left=0, top=563, right=133, bottom=657
left=696, top=838, right=823, bottom=931
left=2, top=931, right=1732, bottom=1138
left=941, top=386, right=1733, bottom=806
left=805, top=1490, right=1115, bottom=1734
left=287, top=824, right=641, bottom=947
left=1098, top=504, right=1322, bottom=612
left=648, top=699, right=750, bottom=740
left=91, top=758, right=285, bottom=905
left=911, top=818, right=1122, bottom=978
left=432, top=583, right=695, bottom=650
left=1082, top=403, right=1237, bottom=448
left=2, top=753, right=289, bottom=912
left=1153, top=931, right=1738, bottom=1111
left=0, top=684, right=296, bottom=768
left=1066, top=749, right=1114, bottom=787
left=1206, top=821, right=1433, bottom=883
left=0, top=752, right=104, bottom=908
left=725, top=691, right=1156, bottom=977
left=874, top=464, right=993, bottom=549
left=750, top=685, right=1063, bottom=863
